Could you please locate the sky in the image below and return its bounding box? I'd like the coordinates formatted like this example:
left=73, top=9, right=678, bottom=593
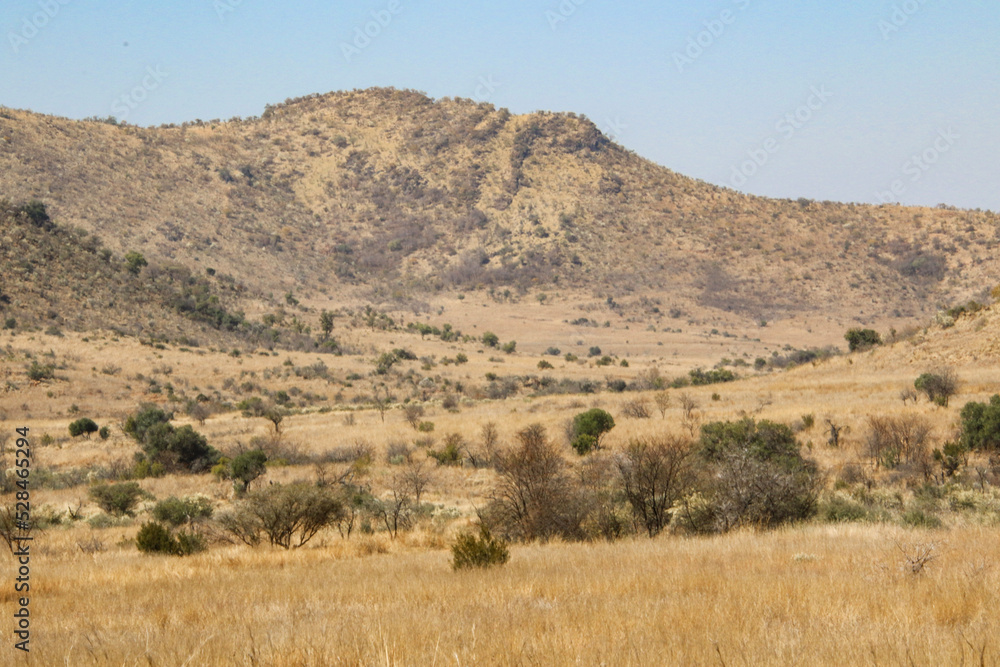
left=2, top=0, right=998, bottom=211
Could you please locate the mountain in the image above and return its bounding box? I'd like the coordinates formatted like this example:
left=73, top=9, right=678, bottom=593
left=1, top=87, right=998, bottom=338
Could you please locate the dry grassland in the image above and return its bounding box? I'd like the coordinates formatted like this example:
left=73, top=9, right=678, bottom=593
left=1, top=302, right=999, bottom=665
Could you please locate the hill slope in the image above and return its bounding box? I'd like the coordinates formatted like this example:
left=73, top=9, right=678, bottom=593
left=1, top=88, right=998, bottom=333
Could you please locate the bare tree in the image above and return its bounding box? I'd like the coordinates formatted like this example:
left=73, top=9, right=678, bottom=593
left=826, top=419, right=845, bottom=448
left=400, top=458, right=432, bottom=505
left=403, top=404, right=424, bottom=430
left=680, top=393, right=701, bottom=438
left=615, top=436, right=694, bottom=537
left=653, top=391, right=671, bottom=419
left=371, top=384, right=391, bottom=424
left=865, top=414, right=933, bottom=469
left=376, top=475, right=413, bottom=538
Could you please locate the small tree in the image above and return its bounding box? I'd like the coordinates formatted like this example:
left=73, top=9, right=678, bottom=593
left=571, top=409, right=615, bottom=455
left=68, top=417, right=99, bottom=439
left=319, top=310, right=335, bottom=341
left=229, top=450, right=268, bottom=495
left=914, top=368, right=959, bottom=407
left=403, top=404, right=425, bottom=430
left=481, top=331, right=500, bottom=348
left=845, top=328, right=882, bottom=352
left=653, top=391, right=671, bottom=419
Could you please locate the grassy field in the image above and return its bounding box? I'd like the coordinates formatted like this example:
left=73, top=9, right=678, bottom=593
left=1, top=299, right=999, bottom=665
left=2, top=524, right=998, bottom=665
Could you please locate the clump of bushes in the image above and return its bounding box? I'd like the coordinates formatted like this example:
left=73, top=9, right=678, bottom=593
left=88, top=482, right=151, bottom=517
left=123, top=404, right=219, bottom=472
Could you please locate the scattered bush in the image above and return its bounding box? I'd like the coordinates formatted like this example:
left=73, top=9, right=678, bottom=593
left=615, top=436, right=694, bottom=537
left=68, top=418, right=99, bottom=439
left=152, top=496, right=213, bottom=526
left=88, top=482, right=151, bottom=517
left=570, top=409, right=616, bottom=455
left=219, top=482, right=345, bottom=549
left=959, top=395, right=1000, bottom=451
left=124, top=404, right=219, bottom=472
left=845, top=328, right=882, bottom=352
left=451, top=525, right=510, bottom=570
left=136, top=521, right=205, bottom=556
left=914, top=369, right=958, bottom=407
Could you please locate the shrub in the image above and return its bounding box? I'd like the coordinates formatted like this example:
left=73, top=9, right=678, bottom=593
left=914, top=369, right=958, bottom=407
left=89, top=482, right=151, bottom=517
left=570, top=409, right=615, bottom=455
left=685, top=418, right=819, bottom=532
left=124, top=251, right=148, bottom=275
left=845, top=328, right=881, bottom=352
left=820, top=496, right=870, bottom=523
left=124, top=404, right=219, bottom=472
left=429, top=434, right=465, bottom=466
left=620, top=400, right=651, bottom=419
left=483, top=424, right=587, bottom=541
left=959, top=395, right=1000, bottom=451
left=98, top=426, right=111, bottom=440
left=136, top=521, right=206, bottom=556
left=220, top=482, right=345, bottom=549
left=68, top=418, right=99, bottom=439
left=537, top=360, right=554, bottom=370
left=482, top=331, right=499, bottom=347
left=688, top=368, right=737, bottom=385
left=451, top=525, right=510, bottom=570
left=865, top=414, right=933, bottom=470
left=26, top=362, right=55, bottom=382
left=501, top=341, right=517, bottom=354
left=152, top=496, right=213, bottom=526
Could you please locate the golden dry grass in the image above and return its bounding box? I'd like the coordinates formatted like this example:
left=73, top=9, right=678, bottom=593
left=1, top=301, right=999, bottom=665
left=2, top=523, right=998, bottom=665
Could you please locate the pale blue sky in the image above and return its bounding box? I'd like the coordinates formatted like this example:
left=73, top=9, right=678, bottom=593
left=2, top=0, right=997, bottom=210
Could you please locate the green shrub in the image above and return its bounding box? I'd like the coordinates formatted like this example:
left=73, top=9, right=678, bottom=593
left=124, top=404, right=218, bottom=471
left=451, top=525, right=510, bottom=570
left=89, top=482, right=151, bottom=517
left=537, top=360, right=554, bottom=370
left=98, top=426, right=111, bottom=440
left=26, top=362, right=55, bottom=381
left=570, top=409, right=615, bottom=455
left=136, top=521, right=205, bottom=556
left=124, top=251, right=148, bottom=275
left=229, top=450, right=268, bottom=494
left=959, top=395, right=1000, bottom=451
left=417, top=421, right=435, bottom=433
left=429, top=434, right=464, bottom=466
left=68, top=418, right=99, bottom=439
left=914, top=369, right=958, bottom=407
left=845, top=328, right=882, bottom=352
left=219, top=482, right=345, bottom=549
left=152, top=496, right=213, bottom=526
left=482, top=332, right=499, bottom=347
left=501, top=341, right=517, bottom=354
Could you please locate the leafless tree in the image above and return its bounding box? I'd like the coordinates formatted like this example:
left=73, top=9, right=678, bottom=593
left=653, top=391, right=671, bottom=419
left=615, top=436, right=694, bottom=536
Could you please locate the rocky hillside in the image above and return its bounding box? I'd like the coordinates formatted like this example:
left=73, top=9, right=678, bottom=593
left=1, top=88, right=997, bottom=329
